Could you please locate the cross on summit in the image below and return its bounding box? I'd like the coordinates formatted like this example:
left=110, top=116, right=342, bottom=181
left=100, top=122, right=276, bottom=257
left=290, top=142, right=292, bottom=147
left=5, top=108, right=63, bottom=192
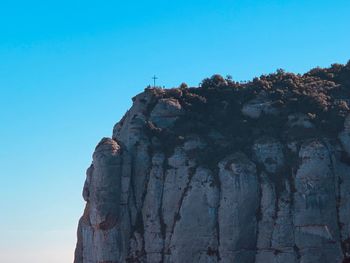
left=152, top=75, right=158, bottom=88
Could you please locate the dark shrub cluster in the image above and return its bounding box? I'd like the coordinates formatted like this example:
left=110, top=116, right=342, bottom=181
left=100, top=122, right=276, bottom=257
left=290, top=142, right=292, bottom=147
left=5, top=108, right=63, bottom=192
left=146, top=62, right=350, bottom=167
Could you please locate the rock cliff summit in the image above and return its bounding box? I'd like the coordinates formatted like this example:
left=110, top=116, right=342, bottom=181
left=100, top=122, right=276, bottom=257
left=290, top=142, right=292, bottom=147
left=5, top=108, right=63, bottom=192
left=74, top=62, right=350, bottom=263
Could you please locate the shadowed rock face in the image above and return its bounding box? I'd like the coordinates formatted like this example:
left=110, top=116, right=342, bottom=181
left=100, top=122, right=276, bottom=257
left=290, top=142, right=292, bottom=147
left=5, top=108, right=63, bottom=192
left=74, top=62, right=350, bottom=263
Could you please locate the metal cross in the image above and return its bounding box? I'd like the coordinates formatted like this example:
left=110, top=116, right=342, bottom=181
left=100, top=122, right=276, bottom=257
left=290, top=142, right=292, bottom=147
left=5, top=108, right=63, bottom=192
left=152, top=75, right=158, bottom=88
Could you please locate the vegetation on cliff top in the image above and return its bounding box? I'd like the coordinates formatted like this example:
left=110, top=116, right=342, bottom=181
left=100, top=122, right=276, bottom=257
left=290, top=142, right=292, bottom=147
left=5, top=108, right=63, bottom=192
left=145, top=61, right=350, bottom=166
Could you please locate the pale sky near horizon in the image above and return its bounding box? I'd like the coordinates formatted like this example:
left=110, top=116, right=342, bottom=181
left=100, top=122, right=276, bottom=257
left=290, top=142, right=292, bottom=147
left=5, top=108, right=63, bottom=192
left=0, top=1, right=349, bottom=262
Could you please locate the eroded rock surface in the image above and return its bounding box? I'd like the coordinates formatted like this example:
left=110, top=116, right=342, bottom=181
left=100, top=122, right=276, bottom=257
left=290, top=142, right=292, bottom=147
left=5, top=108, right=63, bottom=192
left=75, top=62, right=350, bottom=263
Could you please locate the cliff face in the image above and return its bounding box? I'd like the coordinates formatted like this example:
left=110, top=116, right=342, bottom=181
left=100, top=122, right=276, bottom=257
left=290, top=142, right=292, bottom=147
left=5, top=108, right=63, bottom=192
left=74, top=62, right=350, bottom=263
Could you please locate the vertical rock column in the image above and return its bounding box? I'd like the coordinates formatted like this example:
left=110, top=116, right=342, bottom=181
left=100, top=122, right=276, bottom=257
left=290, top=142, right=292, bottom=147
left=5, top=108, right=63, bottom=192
left=338, top=113, right=350, bottom=260
left=252, top=138, right=297, bottom=262
left=293, top=140, right=343, bottom=263
left=218, top=153, right=259, bottom=263
left=74, top=138, right=130, bottom=263
left=166, top=167, right=220, bottom=263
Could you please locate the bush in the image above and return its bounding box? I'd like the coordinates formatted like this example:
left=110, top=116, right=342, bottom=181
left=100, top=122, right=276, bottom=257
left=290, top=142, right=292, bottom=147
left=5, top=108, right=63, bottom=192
left=179, top=82, right=188, bottom=89
left=201, top=74, right=227, bottom=89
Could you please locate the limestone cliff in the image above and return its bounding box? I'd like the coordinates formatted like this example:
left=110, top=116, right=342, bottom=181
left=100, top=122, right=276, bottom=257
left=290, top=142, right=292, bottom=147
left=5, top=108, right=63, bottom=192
left=74, top=62, right=350, bottom=263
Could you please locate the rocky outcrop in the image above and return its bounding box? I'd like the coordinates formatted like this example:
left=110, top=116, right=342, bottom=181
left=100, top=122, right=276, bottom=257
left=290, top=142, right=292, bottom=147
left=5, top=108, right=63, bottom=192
left=74, top=62, right=350, bottom=263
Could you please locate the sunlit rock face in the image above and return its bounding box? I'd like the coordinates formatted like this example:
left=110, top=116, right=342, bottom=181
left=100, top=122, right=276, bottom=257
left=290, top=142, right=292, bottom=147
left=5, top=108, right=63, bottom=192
left=74, top=63, right=350, bottom=263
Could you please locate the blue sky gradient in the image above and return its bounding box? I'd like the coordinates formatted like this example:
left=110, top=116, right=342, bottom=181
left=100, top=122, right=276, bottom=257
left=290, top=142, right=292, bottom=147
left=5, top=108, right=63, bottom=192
left=0, top=1, right=349, bottom=262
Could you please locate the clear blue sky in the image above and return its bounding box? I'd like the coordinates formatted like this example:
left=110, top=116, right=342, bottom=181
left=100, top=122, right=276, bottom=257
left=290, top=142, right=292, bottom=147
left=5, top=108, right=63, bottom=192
left=0, top=0, right=349, bottom=262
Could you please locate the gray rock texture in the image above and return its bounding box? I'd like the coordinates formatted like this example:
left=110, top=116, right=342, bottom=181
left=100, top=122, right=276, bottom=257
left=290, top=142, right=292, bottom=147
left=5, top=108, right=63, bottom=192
left=74, top=63, right=350, bottom=263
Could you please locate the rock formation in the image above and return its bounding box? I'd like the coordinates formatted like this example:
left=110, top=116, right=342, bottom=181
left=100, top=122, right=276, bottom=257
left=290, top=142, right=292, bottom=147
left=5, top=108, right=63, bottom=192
left=74, top=62, right=350, bottom=263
